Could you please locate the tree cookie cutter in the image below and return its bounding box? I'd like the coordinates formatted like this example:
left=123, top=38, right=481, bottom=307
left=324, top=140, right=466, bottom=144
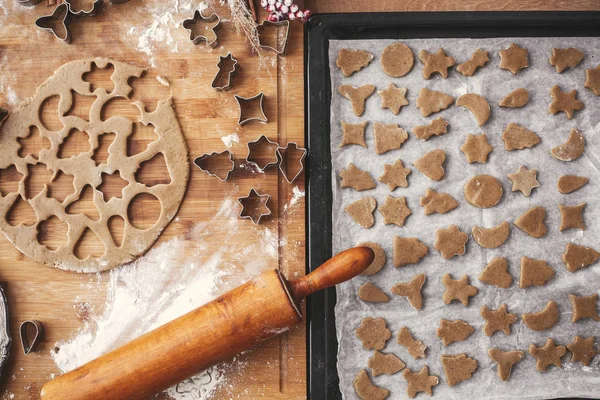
left=257, top=20, right=290, bottom=56
left=277, top=142, right=307, bottom=183
left=35, top=3, right=73, bottom=43
left=182, top=10, right=221, bottom=47
left=193, top=150, right=235, bottom=181
left=20, top=320, right=44, bottom=355
left=247, top=135, right=280, bottom=172
left=0, top=285, right=9, bottom=378
left=211, top=53, right=240, bottom=91
left=238, top=188, right=272, bottom=224
left=235, top=93, right=268, bottom=125
left=64, top=0, right=103, bottom=16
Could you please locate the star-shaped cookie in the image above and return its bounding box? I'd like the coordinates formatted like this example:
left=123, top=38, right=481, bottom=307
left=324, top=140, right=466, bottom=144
left=529, top=339, right=566, bottom=372
left=418, top=48, right=455, bottom=79
left=558, top=203, right=586, bottom=231
left=480, top=304, right=517, bottom=336
left=403, top=366, right=439, bottom=398
left=460, top=134, right=493, bottom=163
left=567, top=336, right=598, bottom=366
left=434, top=225, right=468, bottom=259
left=442, top=274, right=478, bottom=306
left=340, top=121, right=367, bottom=148
left=507, top=166, right=540, bottom=197
left=379, top=196, right=412, bottom=226
left=378, top=83, right=409, bottom=115
left=379, top=160, right=411, bottom=191
left=569, top=293, right=600, bottom=322
left=549, top=85, right=584, bottom=120
left=584, top=64, right=600, bottom=96
left=499, top=43, right=529, bottom=74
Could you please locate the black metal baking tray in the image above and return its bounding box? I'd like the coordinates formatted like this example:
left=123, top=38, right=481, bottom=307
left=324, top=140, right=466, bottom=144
left=304, top=11, right=600, bottom=400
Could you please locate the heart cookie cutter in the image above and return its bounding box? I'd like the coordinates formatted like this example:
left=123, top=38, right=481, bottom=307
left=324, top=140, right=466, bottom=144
left=238, top=188, right=272, bottom=224
left=35, top=3, right=73, bottom=43
left=20, top=320, right=44, bottom=355
left=211, top=53, right=240, bottom=91
left=277, top=142, right=307, bottom=183
left=247, top=135, right=280, bottom=172
left=64, top=0, right=103, bottom=16
left=193, top=150, right=235, bottom=182
left=235, top=93, right=268, bottom=125
left=182, top=10, right=221, bottom=47
left=257, top=20, right=290, bottom=55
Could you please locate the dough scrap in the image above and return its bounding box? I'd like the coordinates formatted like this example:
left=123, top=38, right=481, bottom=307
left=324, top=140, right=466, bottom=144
left=419, top=189, right=458, bottom=215
left=551, top=128, right=584, bottom=162
left=584, top=64, right=600, bottom=95
left=567, top=336, right=598, bottom=366
left=414, top=149, right=446, bottom=181
left=381, top=42, right=414, bottom=78
left=514, top=206, right=547, bottom=238
left=479, top=257, right=512, bottom=288
left=412, top=117, right=448, bottom=141
left=340, top=121, right=368, bottom=148
left=336, top=48, right=374, bottom=77
left=522, top=301, right=559, bottom=331
left=416, top=88, right=455, bottom=117
left=358, top=283, right=389, bottom=303
left=378, top=84, right=409, bottom=115
left=368, top=351, right=405, bottom=377
left=436, top=319, right=474, bottom=346
left=339, top=84, right=376, bottom=116
left=379, top=160, right=411, bottom=191
left=520, top=256, right=555, bottom=288
left=557, top=175, right=589, bottom=194
left=501, top=123, right=540, bottom=151
left=345, top=196, right=377, bottom=229
left=393, top=237, right=428, bottom=267
left=391, top=273, right=426, bottom=310
left=397, top=327, right=427, bottom=359
left=442, top=274, right=478, bottom=306
left=562, top=243, right=600, bottom=273
left=373, top=122, right=408, bottom=155
left=499, top=88, right=529, bottom=108
left=379, top=196, right=412, bottom=227
left=340, top=163, right=376, bottom=191
left=569, top=293, right=600, bottom=322
left=353, top=369, right=390, bottom=400
left=488, top=348, right=525, bottom=382
left=460, top=133, right=493, bottom=164
left=403, top=366, right=439, bottom=398
left=549, top=47, right=584, bottom=73
left=434, top=226, right=468, bottom=259
left=456, top=93, right=490, bottom=126
left=549, top=85, right=584, bottom=120
left=464, top=175, right=503, bottom=208
left=507, top=165, right=540, bottom=197
left=529, top=339, right=566, bottom=372
left=472, top=221, right=510, bottom=249
left=456, top=49, right=489, bottom=76
left=559, top=203, right=586, bottom=231
left=441, top=353, right=478, bottom=387
left=481, top=304, right=517, bottom=336
left=418, top=48, right=455, bottom=79
left=356, top=317, right=392, bottom=351
left=359, top=242, right=386, bottom=275
left=499, top=43, right=529, bottom=74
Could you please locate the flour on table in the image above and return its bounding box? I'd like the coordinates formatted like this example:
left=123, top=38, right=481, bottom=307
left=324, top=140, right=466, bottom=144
left=221, top=133, right=240, bottom=148
left=285, top=186, right=305, bottom=211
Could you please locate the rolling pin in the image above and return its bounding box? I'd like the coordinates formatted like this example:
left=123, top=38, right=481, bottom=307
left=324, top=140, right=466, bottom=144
left=40, top=246, right=374, bottom=400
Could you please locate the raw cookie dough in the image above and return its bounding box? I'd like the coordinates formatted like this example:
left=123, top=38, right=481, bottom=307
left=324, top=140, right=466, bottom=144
left=393, top=237, right=428, bottom=267
left=549, top=47, right=584, bottom=73
left=391, top=273, right=426, bottom=310
left=520, top=256, right=555, bottom=288
left=567, top=336, right=598, bottom=366
left=442, top=274, right=478, bottom=306
left=345, top=196, right=377, bottom=228
left=441, top=353, right=478, bottom=387
left=551, top=128, right=584, bottom=162
left=358, top=283, right=390, bottom=303
left=379, top=196, right=412, bottom=226
left=378, top=84, right=409, bottom=115
left=456, top=49, right=489, bottom=76
left=460, top=134, right=493, bottom=164
left=380, top=42, right=414, bottom=78
left=340, top=163, right=376, bottom=191
left=418, top=48, right=455, bottom=79
left=499, top=88, right=529, bottom=108
left=549, top=85, right=584, bottom=120
left=379, top=160, right=411, bottom=191
left=558, top=203, right=586, bottom=231
left=416, top=88, right=454, bottom=117
left=507, top=165, right=540, bottom=197
left=472, top=221, right=510, bottom=249
left=501, top=123, right=541, bottom=150
left=522, top=301, right=560, bottom=331
left=434, top=226, right=468, bottom=259
left=419, top=189, right=458, bottom=215
left=336, top=49, right=374, bottom=77
left=414, top=149, right=446, bottom=181
left=557, top=175, right=589, bottom=194
left=529, top=339, right=566, bottom=372
left=402, top=366, right=439, bottom=398
left=339, top=84, right=376, bottom=116
left=356, top=317, right=392, bottom=350
left=480, top=304, right=517, bottom=336
left=436, top=319, right=474, bottom=346
left=456, top=93, right=491, bottom=126
left=353, top=369, right=390, bottom=400
left=569, top=293, right=600, bottom=322
left=479, top=257, right=513, bottom=288
left=397, top=327, right=427, bottom=359
left=412, top=117, right=449, bottom=141
left=359, top=242, right=387, bottom=275
left=463, top=175, right=503, bottom=208
left=584, top=64, right=600, bottom=95
left=368, top=351, right=405, bottom=376
left=340, top=121, right=368, bottom=147
left=373, top=122, right=408, bottom=154
left=499, top=43, right=529, bottom=74
left=562, top=243, right=600, bottom=272
left=488, top=348, right=525, bottom=381
left=514, top=206, right=547, bottom=238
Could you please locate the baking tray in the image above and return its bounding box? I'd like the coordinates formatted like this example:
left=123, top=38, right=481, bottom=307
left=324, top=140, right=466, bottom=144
left=304, top=11, right=600, bottom=400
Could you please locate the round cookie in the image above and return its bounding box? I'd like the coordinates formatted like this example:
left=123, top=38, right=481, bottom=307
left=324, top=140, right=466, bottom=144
left=381, top=42, right=414, bottom=78
left=359, top=242, right=386, bottom=276
left=464, top=175, right=503, bottom=208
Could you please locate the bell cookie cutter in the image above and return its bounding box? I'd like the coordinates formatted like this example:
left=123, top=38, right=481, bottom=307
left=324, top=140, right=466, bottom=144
left=35, top=3, right=73, bottom=43
left=182, top=10, right=221, bottom=47
left=193, top=150, right=235, bottom=181
left=235, top=93, right=268, bottom=125
left=277, top=142, right=307, bottom=183
left=20, top=320, right=44, bottom=355
left=211, top=53, right=240, bottom=91
left=64, top=0, right=103, bottom=16
left=247, top=135, right=280, bottom=172
left=238, top=188, right=272, bottom=224
left=257, top=20, right=290, bottom=56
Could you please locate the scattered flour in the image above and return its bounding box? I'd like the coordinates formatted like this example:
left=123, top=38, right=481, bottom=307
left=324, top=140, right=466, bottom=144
left=221, top=133, right=240, bottom=148
left=284, top=186, right=305, bottom=211
left=156, top=75, right=171, bottom=87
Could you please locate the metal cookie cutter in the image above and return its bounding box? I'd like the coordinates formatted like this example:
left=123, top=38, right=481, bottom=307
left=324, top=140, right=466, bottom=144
left=182, top=10, right=221, bottom=47
left=211, top=53, right=240, bottom=91
left=193, top=150, right=235, bottom=182
left=247, top=135, right=280, bottom=172
left=277, top=142, right=307, bottom=183
left=235, top=93, right=267, bottom=126
left=35, top=3, right=73, bottom=43
left=257, top=20, right=290, bottom=56
left=238, top=188, right=272, bottom=224
left=20, top=320, right=44, bottom=355
left=0, top=285, right=10, bottom=378
left=64, top=0, right=103, bottom=16
left=17, top=0, right=42, bottom=6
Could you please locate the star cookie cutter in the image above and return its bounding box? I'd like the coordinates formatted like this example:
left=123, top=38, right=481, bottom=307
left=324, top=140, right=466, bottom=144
left=182, top=10, right=221, bottom=47
left=211, top=53, right=240, bottom=91
left=235, top=93, right=268, bottom=125
left=193, top=150, right=235, bottom=182
left=35, top=3, right=73, bottom=43
left=257, top=20, right=290, bottom=55
left=238, top=188, right=272, bottom=224
left=64, top=0, right=103, bottom=16
left=247, top=135, right=280, bottom=172
left=277, top=142, right=307, bottom=183
left=20, top=320, right=44, bottom=355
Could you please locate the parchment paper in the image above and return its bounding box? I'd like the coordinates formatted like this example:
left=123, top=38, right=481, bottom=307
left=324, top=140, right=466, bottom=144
left=329, top=37, right=600, bottom=400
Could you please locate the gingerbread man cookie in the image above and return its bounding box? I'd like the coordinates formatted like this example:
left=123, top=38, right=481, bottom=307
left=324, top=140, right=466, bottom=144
left=549, top=85, right=584, bottom=120
left=418, top=48, right=455, bottom=79
left=403, top=366, right=438, bottom=398
left=481, top=304, right=517, bottom=336
left=442, top=274, right=478, bottom=306
left=529, top=339, right=566, bottom=372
